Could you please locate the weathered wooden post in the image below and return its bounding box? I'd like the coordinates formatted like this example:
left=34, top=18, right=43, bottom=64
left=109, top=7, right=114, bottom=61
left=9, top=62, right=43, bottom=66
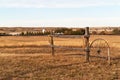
left=108, top=48, right=111, bottom=64
left=84, top=27, right=90, bottom=62
left=50, top=31, right=55, bottom=56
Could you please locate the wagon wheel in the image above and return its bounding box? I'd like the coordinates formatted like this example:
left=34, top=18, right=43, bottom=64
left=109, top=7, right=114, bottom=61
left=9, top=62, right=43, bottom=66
left=90, top=38, right=110, bottom=63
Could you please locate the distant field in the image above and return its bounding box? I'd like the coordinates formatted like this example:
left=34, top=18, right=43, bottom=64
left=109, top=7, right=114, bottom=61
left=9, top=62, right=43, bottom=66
left=90, top=35, right=120, bottom=48
left=0, top=35, right=119, bottom=47
left=0, top=35, right=119, bottom=54
left=0, top=35, right=120, bottom=80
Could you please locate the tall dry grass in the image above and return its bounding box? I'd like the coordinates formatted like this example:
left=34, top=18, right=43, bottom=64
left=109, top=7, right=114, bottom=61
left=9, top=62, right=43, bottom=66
left=0, top=35, right=119, bottom=48
left=0, top=35, right=119, bottom=79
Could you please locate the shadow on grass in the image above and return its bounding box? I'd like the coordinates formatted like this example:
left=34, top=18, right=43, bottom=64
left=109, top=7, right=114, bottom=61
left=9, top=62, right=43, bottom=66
left=65, top=53, right=120, bottom=60
left=1, top=59, right=82, bottom=80
left=1, top=53, right=120, bottom=79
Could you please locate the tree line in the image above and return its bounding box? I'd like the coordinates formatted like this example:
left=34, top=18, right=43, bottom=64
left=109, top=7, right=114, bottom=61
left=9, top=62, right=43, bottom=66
left=54, top=28, right=85, bottom=35
left=20, top=31, right=50, bottom=36
left=0, top=28, right=119, bottom=36
left=91, top=28, right=120, bottom=35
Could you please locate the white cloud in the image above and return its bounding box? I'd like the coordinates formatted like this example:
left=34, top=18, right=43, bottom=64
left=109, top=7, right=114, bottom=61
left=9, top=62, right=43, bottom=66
left=0, top=0, right=120, bottom=8
left=1, top=17, right=120, bottom=27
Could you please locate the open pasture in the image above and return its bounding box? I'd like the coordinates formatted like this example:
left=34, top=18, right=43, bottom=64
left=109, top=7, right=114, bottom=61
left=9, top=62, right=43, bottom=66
left=0, top=35, right=119, bottom=48
left=0, top=35, right=119, bottom=80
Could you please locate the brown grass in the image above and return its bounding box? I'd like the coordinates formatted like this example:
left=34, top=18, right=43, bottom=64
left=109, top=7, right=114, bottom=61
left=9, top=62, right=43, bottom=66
left=0, top=54, right=120, bottom=80
left=90, top=35, right=120, bottom=48
left=0, top=35, right=119, bottom=80
left=0, top=35, right=119, bottom=48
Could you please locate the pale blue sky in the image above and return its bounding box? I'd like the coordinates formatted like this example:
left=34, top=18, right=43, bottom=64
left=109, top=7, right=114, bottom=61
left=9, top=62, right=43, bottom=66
left=0, top=0, right=120, bottom=27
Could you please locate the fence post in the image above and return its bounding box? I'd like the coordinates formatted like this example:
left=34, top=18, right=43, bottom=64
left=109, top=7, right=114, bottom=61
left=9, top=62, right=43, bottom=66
left=108, top=48, right=111, bottom=64
left=84, top=27, right=90, bottom=62
left=50, top=31, right=55, bottom=56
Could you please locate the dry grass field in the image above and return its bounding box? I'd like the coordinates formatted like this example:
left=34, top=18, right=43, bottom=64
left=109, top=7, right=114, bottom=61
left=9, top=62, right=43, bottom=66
left=0, top=35, right=119, bottom=80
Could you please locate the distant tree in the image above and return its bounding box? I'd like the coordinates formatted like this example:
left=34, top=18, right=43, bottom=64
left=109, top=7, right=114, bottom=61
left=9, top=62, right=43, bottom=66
left=99, top=31, right=106, bottom=35
left=64, top=29, right=72, bottom=35
left=64, top=28, right=85, bottom=35
left=20, top=32, right=24, bottom=36
left=55, top=28, right=69, bottom=33
left=44, top=31, right=50, bottom=35
left=112, top=28, right=120, bottom=35
left=91, top=31, right=97, bottom=35
left=0, top=33, right=9, bottom=36
left=55, top=28, right=85, bottom=35
left=79, top=29, right=85, bottom=35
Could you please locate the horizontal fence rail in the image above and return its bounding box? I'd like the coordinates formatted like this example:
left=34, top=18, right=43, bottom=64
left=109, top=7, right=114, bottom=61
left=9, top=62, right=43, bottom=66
left=49, top=27, right=111, bottom=64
